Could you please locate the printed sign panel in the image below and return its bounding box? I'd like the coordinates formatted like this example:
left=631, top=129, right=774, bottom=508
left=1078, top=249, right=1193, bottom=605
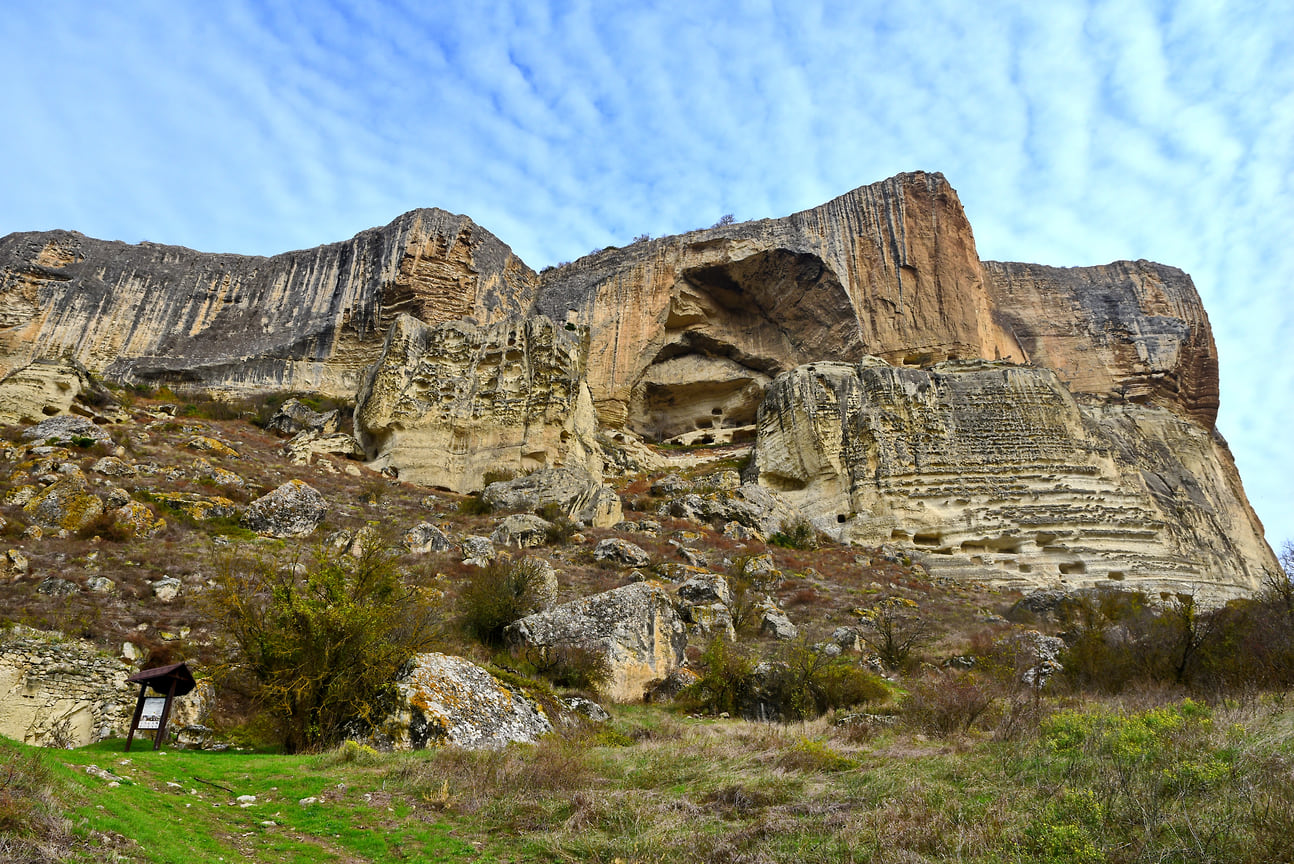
left=138, top=697, right=167, bottom=730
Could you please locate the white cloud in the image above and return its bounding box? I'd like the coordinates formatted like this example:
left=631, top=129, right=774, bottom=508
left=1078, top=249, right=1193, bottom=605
left=1, top=0, right=1290, bottom=546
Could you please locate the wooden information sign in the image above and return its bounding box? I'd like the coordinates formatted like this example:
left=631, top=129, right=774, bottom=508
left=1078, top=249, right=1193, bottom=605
left=125, top=662, right=196, bottom=752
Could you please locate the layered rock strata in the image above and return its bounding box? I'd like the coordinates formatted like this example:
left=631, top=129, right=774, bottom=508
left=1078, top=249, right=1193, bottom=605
left=754, top=358, right=1277, bottom=601
left=0, top=210, right=534, bottom=395
left=355, top=315, right=600, bottom=492
left=533, top=172, right=1026, bottom=439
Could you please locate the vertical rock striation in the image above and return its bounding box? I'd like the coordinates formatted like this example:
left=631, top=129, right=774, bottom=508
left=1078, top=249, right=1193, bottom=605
left=0, top=210, right=535, bottom=396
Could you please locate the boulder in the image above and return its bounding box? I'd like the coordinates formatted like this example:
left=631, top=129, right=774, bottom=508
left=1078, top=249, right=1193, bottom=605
left=482, top=467, right=623, bottom=528
left=185, top=436, right=239, bottom=458
left=759, top=607, right=798, bottom=641
left=23, top=475, right=103, bottom=532
left=460, top=536, right=496, bottom=567
left=505, top=581, right=688, bottom=702
left=355, top=315, right=602, bottom=493
left=149, top=492, right=239, bottom=521
left=677, top=572, right=731, bottom=606
left=191, top=458, right=244, bottom=489
left=668, top=483, right=799, bottom=537
left=490, top=514, right=553, bottom=549
left=21, top=415, right=110, bottom=446
left=241, top=480, right=328, bottom=538
left=265, top=398, right=341, bottom=437
left=91, top=456, right=135, bottom=477
left=366, top=653, right=553, bottom=750
left=111, top=502, right=166, bottom=538
left=593, top=538, right=651, bottom=568
left=402, top=522, right=452, bottom=554
left=281, top=430, right=363, bottom=466
left=152, top=577, right=182, bottom=602
left=36, top=578, right=79, bottom=597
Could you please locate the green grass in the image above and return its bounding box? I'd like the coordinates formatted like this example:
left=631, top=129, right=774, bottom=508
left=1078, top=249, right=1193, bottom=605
left=8, top=695, right=1294, bottom=863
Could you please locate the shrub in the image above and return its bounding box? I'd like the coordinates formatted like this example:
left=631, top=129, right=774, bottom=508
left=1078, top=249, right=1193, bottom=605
left=769, top=517, right=819, bottom=550
left=904, top=670, right=995, bottom=737
left=499, top=644, right=611, bottom=693
left=481, top=468, right=516, bottom=487
left=682, top=636, right=757, bottom=716
left=763, top=638, right=888, bottom=721
left=457, top=494, right=492, bottom=516
left=458, top=558, right=550, bottom=647
left=203, top=541, right=442, bottom=753
left=777, top=737, right=858, bottom=772
left=856, top=596, right=930, bottom=671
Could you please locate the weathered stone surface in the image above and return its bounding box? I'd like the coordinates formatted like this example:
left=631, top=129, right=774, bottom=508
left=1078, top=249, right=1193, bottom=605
left=281, top=430, right=363, bottom=465
left=482, top=467, right=622, bottom=528
left=593, top=538, right=651, bottom=568
left=535, top=172, right=1024, bottom=437
left=91, top=456, right=135, bottom=477
left=356, top=315, right=600, bottom=493
left=186, top=436, right=239, bottom=458
left=0, top=210, right=535, bottom=396
left=459, top=536, right=496, bottom=567
left=402, top=522, right=452, bottom=554
left=367, top=652, right=552, bottom=750
left=265, top=398, right=342, bottom=437
left=0, top=361, right=120, bottom=426
left=112, top=501, right=166, bottom=538
left=241, top=480, right=328, bottom=538
left=23, top=475, right=103, bottom=531
left=150, top=491, right=238, bottom=521
left=21, top=414, right=110, bottom=446
left=667, top=483, right=798, bottom=537
left=152, top=577, right=182, bottom=602
left=37, top=578, right=79, bottom=597
left=984, top=260, right=1220, bottom=426
left=0, top=627, right=138, bottom=746
left=759, top=607, right=798, bottom=641
left=754, top=358, right=1277, bottom=601
left=505, top=582, right=687, bottom=702
left=490, top=514, right=552, bottom=549
left=677, top=572, right=731, bottom=607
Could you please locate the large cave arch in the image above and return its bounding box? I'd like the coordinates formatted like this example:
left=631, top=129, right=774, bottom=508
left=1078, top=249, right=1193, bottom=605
left=627, top=248, right=864, bottom=443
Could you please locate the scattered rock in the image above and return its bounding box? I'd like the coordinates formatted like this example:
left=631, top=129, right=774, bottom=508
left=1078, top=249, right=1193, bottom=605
left=91, top=456, right=135, bottom=477
left=759, top=607, right=798, bottom=641
left=282, top=430, right=362, bottom=465
left=37, top=578, right=79, bottom=597
left=21, top=415, right=111, bottom=446
left=86, top=576, right=115, bottom=593
left=593, top=538, right=651, bottom=568
left=402, top=522, right=452, bottom=554
left=677, top=572, right=731, bottom=607
left=364, top=652, right=553, bottom=750
left=23, top=475, right=104, bottom=531
left=505, top=581, right=688, bottom=702
left=460, top=536, right=496, bottom=567
left=149, top=492, right=238, bottom=522
left=563, top=696, right=610, bottom=723
left=265, top=398, right=341, bottom=437
left=185, top=436, right=239, bottom=458
left=112, top=502, right=167, bottom=538
left=241, top=480, right=328, bottom=538
left=152, top=577, right=182, bottom=602
left=490, top=514, right=553, bottom=549
left=191, top=457, right=245, bottom=488
left=482, top=467, right=623, bottom=528
left=2, top=550, right=30, bottom=578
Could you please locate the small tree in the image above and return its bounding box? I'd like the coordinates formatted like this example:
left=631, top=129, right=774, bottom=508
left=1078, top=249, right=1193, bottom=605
left=205, top=539, right=441, bottom=753
left=711, top=213, right=736, bottom=228
left=857, top=596, right=929, bottom=671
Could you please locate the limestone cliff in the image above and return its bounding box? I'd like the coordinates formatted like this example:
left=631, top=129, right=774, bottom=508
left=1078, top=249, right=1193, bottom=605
left=355, top=314, right=600, bottom=492
left=533, top=172, right=1026, bottom=440
left=754, top=358, right=1277, bottom=601
left=0, top=210, right=535, bottom=396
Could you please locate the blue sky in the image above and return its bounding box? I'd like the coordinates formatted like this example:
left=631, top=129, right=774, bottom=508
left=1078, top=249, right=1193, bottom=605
left=2, top=0, right=1290, bottom=550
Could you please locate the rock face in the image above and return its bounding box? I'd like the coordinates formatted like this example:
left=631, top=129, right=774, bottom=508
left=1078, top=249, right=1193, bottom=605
left=0, top=209, right=535, bottom=396
left=533, top=172, right=1024, bottom=439
left=368, top=652, right=552, bottom=750
left=0, top=170, right=1276, bottom=598
left=754, top=358, right=1278, bottom=601
left=505, top=582, right=688, bottom=703
left=355, top=315, right=600, bottom=492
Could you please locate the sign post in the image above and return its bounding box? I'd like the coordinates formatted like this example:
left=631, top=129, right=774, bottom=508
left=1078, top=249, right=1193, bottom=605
left=124, top=662, right=196, bottom=752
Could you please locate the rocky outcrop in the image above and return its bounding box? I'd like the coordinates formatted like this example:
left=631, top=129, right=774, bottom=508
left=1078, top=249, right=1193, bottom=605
left=364, top=653, right=552, bottom=750
left=355, top=315, right=601, bottom=492
left=983, top=260, right=1220, bottom=426
left=0, top=209, right=535, bottom=396
left=240, top=480, right=328, bottom=538
left=533, top=172, right=1025, bottom=439
left=505, top=582, right=687, bottom=702
left=481, top=467, right=622, bottom=528
left=754, top=358, right=1278, bottom=601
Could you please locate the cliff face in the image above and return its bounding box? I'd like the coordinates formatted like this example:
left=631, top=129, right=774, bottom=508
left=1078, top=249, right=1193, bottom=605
left=0, top=170, right=1276, bottom=597
left=0, top=210, right=535, bottom=396
left=983, top=260, right=1220, bottom=427
left=533, top=172, right=1025, bottom=438
left=755, top=359, right=1276, bottom=601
